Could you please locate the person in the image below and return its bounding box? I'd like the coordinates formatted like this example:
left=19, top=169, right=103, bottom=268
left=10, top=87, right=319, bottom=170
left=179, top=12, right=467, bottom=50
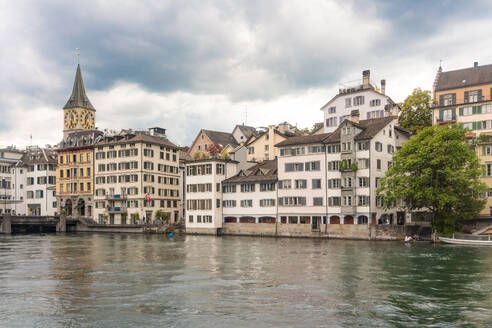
left=405, top=236, right=413, bottom=242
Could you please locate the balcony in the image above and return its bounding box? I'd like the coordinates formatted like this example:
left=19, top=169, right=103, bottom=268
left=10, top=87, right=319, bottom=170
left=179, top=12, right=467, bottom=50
left=105, top=194, right=128, bottom=200
left=106, top=206, right=127, bottom=213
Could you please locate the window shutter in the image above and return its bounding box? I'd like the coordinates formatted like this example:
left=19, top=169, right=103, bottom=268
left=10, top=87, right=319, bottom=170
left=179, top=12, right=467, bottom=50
left=478, top=89, right=483, bottom=101
left=451, top=108, right=456, bottom=121
left=472, top=122, right=477, bottom=130
left=483, top=146, right=486, bottom=156
left=478, top=105, right=482, bottom=114
left=464, top=91, right=469, bottom=103
left=452, top=93, right=456, bottom=105
left=439, top=95, right=444, bottom=106
left=473, top=106, right=477, bottom=114
left=439, top=109, right=444, bottom=121
left=459, top=107, right=464, bottom=116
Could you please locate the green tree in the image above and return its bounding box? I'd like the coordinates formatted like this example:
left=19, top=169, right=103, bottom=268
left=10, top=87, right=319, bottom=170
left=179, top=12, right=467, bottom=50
left=155, top=210, right=171, bottom=223
left=398, top=88, right=434, bottom=133
left=377, top=124, right=486, bottom=234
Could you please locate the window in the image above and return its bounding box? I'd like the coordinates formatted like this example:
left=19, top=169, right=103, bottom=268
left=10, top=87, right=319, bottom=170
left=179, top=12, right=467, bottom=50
left=313, top=197, right=323, bottom=206
left=216, top=164, right=225, bottom=175
left=295, top=179, right=307, bottom=189
left=259, top=199, right=275, bottom=207
left=326, top=117, right=337, bottom=127
left=216, top=199, right=221, bottom=208
left=359, top=177, right=369, bottom=187
left=358, top=196, right=370, bottom=206
left=223, top=200, right=236, bottom=208
left=370, top=99, right=381, bottom=107
left=309, top=145, right=325, bottom=153
left=375, top=177, right=381, bottom=188
left=241, top=184, right=255, bottom=192
left=442, top=93, right=455, bottom=106
left=486, top=163, right=492, bottom=176
left=285, top=162, right=304, bottom=172
left=189, top=215, right=194, bottom=223
left=327, top=161, right=340, bottom=171
left=375, top=142, right=383, bottom=152
left=345, top=98, right=352, bottom=108
left=367, top=110, right=385, bottom=119
left=353, top=96, right=364, bottom=106
left=279, top=180, right=292, bottom=189
left=248, top=147, right=255, bottom=154
left=467, top=90, right=480, bottom=103
left=241, top=200, right=253, bottom=207
left=223, top=185, right=237, bottom=193
left=328, top=106, right=336, bottom=114
left=305, top=161, right=320, bottom=171
left=461, top=106, right=473, bottom=116
left=342, top=196, right=352, bottom=206
left=260, top=183, right=275, bottom=191
left=328, top=197, right=341, bottom=206
left=484, top=145, right=492, bottom=155
left=377, top=159, right=382, bottom=170
left=312, top=179, right=322, bottom=189
left=278, top=197, right=306, bottom=206
left=343, top=177, right=352, bottom=188
left=328, top=179, right=340, bottom=189
left=387, top=145, right=394, bottom=154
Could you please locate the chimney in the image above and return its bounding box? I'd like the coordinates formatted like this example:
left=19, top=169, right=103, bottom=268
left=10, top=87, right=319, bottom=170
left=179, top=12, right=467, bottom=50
left=362, top=70, right=370, bottom=89
left=350, top=110, right=360, bottom=124
left=381, top=79, right=386, bottom=95
left=474, top=61, right=479, bottom=68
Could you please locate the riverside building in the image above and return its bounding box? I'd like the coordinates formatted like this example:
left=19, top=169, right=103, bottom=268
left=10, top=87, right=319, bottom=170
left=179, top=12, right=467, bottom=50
left=0, top=147, right=24, bottom=215
left=56, top=63, right=103, bottom=218
left=93, top=128, right=180, bottom=224
left=321, top=70, right=398, bottom=133
left=184, top=158, right=238, bottom=234
left=432, top=62, right=492, bottom=220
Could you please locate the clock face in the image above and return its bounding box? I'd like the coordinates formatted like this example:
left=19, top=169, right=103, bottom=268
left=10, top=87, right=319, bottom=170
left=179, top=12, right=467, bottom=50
left=81, top=110, right=95, bottom=129
left=64, top=110, right=78, bottom=129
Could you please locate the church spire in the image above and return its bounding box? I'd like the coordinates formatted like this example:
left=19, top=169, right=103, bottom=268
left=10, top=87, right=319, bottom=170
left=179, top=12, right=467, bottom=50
left=63, top=64, right=95, bottom=110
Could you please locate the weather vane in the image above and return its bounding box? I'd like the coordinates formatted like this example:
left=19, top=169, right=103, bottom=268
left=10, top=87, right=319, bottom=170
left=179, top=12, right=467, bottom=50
left=75, top=48, right=80, bottom=64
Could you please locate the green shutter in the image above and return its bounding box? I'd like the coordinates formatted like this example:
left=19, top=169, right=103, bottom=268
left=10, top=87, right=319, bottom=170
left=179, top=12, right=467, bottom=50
left=483, top=146, right=486, bottom=156
left=459, top=107, right=464, bottom=116
left=477, top=105, right=482, bottom=114
left=452, top=108, right=456, bottom=121
left=439, top=110, right=444, bottom=121
left=473, top=106, right=477, bottom=114
left=473, top=122, right=477, bottom=130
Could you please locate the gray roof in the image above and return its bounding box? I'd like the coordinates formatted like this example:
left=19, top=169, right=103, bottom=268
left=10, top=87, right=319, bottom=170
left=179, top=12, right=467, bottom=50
left=59, top=130, right=104, bottom=149
left=435, top=64, right=492, bottom=92
left=223, top=159, right=277, bottom=184
left=235, top=125, right=258, bottom=139
left=203, top=130, right=239, bottom=148
left=275, top=133, right=331, bottom=147
left=63, top=64, right=95, bottom=110
left=324, top=116, right=395, bottom=143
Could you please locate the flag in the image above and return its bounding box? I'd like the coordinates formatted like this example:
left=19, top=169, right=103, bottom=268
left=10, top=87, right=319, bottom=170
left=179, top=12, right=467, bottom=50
left=145, top=192, right=151, bottom=204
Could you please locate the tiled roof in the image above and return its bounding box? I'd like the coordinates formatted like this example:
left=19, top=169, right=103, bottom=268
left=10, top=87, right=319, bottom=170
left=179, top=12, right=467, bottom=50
left=435, top=64, right=492, bottom=91
left=275, top=133, right=331, bottom=147
left=235, top=125, right=258, bottom=139
left=59, top=130, right=104, bottom=149
left=223, top=159, right=277, bottom=184
left=324, top=116, right=395, bottom=143
left=63, top=64, right=95, bottom=110
left=203, top=130, right=239, bottom=148
left=96, top=132, right=178, bottom=148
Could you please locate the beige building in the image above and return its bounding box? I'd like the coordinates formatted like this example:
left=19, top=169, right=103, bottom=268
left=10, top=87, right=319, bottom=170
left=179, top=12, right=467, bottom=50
left=93, top=128, right=180, bottom=224
left=246, top=123, right=295, bottom=162
left=432, top=62, right=492, bottom=220
left=56, top=63, right=103, bottom=218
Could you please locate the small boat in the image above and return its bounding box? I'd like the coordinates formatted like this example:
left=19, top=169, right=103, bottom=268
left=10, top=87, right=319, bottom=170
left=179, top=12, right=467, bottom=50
left=439, top=234, right=492, bottom=246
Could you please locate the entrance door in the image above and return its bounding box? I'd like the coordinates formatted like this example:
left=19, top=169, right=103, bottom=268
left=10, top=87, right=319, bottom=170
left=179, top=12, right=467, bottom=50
left=311, top=216, right=320, bottom=231
left=110, top=213, right=114, bottom=224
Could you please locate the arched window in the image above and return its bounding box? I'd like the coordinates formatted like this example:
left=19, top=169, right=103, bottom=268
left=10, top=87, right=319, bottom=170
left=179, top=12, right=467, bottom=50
left=358, top=215, right=368, bottom=224
left=224, top=217, right=237, bottom=223
left=330, top=216, right=340, bottom=224
left=344, top=215, right=354, bottom=224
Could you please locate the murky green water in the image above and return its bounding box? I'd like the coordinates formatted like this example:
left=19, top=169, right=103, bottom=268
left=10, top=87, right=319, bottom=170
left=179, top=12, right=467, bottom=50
left=0, top=234, right=491, bottom=328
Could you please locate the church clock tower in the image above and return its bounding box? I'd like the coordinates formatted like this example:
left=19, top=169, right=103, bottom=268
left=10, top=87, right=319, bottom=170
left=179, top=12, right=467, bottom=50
left=63, top=64, right=96, bottom=139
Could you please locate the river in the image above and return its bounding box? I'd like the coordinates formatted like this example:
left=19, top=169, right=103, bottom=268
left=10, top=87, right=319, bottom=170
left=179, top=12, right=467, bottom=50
left=0, top=233, right=491, bottom=327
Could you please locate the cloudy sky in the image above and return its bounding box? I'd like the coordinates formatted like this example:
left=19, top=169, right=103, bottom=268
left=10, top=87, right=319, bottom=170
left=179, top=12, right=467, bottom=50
left=2, top=0, right=492, bottom=148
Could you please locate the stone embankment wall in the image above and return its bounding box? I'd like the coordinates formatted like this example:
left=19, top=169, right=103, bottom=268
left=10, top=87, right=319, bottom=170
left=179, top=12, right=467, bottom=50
left=217, top=222, right=431, bottom=240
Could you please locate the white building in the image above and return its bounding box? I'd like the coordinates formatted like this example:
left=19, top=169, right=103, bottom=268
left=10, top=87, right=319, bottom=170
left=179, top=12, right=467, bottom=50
left=0, top=147, right=24, bottom=215
left=222, top=160, right=277, bottom=224
left=184, top=158, right=238, bottom=234
left=276, top=134, right=330, bottom=230
left=14, top=147, right=57, bottom=216
left=321, top=70, right=398, bottom=133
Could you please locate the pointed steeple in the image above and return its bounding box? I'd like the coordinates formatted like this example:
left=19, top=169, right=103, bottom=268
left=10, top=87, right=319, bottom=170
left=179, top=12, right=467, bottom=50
left=63, top=64, right=95, bottom=110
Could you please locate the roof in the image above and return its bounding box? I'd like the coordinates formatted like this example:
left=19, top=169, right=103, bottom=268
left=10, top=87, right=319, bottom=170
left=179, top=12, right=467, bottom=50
left=319, top=88, right=396, bottom=111
left=435, top=64, right=492, bottom=92
left=275, top=133, right=331, bottom=147
left=96, top=132, right=178, bottom=148
left=324, top=116, right=396, bottom=143
left=63, top=64, right=95, bottom=110
left=20, top=147, right=57, bottom=165
left=235, top=125, right=258, bottom=139
left=203, top=129, right=239, bottom=148
left=394, top=126, right=412, bottom=138
left=222, top=159, right=277, bottom=184
left=58, top=130, right=104, bottom=150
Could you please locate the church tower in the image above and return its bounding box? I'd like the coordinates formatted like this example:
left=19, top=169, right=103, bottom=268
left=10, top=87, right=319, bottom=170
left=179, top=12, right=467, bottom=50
left=63, top=64, right=96, bottom=139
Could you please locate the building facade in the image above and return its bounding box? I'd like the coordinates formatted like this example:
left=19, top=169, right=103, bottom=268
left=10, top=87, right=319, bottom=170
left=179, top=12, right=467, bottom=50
left=0, top=147, right=24, bottom=215
left=245, top=123, right=294, bottom=162
left=56, top=64, right=103, bottom=218
left=13, top=146, right=57, bottom=216
left=432, top=62, right=492, bottom=219
left=321, top=70, right=398, bottom=133
left=93, top=129, right=180, bottom=224
left=184, top=158, right=238, bottom=234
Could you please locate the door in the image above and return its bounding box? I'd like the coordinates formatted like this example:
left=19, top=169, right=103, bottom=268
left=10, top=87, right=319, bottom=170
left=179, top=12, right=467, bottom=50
left=311, top=216, right=319, bottom=231
left=110, top=213, right=114, bottom=224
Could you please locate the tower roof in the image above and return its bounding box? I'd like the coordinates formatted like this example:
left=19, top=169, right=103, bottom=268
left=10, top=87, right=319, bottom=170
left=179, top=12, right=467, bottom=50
left=63, top=64, right=95, bottom=110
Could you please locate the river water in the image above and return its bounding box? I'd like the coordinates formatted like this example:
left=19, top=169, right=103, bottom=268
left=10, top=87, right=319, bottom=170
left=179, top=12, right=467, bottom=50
left=0, top=233, right=491, bottom=328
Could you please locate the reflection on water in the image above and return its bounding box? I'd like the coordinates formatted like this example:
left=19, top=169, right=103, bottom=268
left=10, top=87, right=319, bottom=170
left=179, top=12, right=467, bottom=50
left=0, top=234, right=491, bottom=327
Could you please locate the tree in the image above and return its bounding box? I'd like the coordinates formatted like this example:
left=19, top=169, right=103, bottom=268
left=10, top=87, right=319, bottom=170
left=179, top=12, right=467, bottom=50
left=398, top=88, right=434, bottom=133
left=155, top=210, right=171, bottom=223
left=207, top=144, right=223, bottom=156
left=377, top=124, right=486, bottom=234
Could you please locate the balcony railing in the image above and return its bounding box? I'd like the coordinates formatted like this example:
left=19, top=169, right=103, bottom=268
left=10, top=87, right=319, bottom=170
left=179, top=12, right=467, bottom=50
left=106, top=206, right=127, bottom=213
left=105, top=194, right=128, bottom=200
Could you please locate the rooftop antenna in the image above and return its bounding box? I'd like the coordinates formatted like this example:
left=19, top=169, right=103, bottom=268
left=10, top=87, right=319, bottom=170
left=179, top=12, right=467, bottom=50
left=75, top=48, right=80, bottom=64
left=439, top=59, right=442, bottom=69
